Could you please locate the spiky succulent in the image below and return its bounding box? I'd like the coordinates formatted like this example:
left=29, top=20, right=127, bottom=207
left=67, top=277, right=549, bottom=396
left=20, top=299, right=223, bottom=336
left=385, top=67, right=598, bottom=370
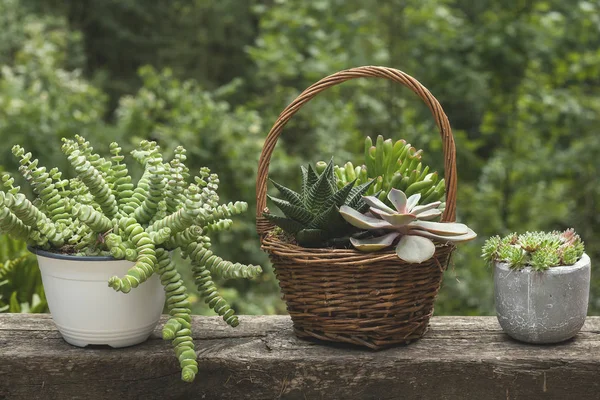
left=263, top=159, right=373, bottom=247
left=482, top=229, right=585, bottom=271
left=326, top=135, right=445, bottom=207
left=0, top=136, right=263, bottom=382
left=339, top=188, right=476, bottom=263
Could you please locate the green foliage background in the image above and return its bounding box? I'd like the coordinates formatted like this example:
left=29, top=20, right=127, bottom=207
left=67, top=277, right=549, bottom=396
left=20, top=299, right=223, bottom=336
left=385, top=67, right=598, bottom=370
left=1, top=0, right=599, bottom=316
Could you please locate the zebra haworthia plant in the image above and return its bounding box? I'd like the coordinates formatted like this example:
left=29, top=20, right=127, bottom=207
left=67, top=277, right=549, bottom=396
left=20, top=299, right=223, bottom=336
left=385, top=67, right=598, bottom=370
left=339, top=188, right=476, bottom=263
left=263, top=159, right=373, bottom=247
left=0, top=135, right=262, bottom=382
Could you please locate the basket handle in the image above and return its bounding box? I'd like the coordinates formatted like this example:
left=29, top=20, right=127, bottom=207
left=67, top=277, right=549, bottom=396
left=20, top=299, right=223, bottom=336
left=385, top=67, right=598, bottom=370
left=256, top=66, right=457, bottom=235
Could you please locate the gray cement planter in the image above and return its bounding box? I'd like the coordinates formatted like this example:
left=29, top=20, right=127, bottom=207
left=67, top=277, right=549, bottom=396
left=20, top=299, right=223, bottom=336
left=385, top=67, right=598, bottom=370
left=494, top=253, right=591, bottom=344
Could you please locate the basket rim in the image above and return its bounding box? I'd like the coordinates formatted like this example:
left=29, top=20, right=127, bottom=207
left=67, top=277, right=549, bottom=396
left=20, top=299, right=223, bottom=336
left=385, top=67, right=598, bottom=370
left=261, top=231, right=455, bottom=267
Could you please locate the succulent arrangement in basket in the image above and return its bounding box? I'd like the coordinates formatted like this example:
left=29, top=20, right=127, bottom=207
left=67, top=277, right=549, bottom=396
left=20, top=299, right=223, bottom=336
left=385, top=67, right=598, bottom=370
left=264, top=135, right=475, bottom=260
left=0, top=135, right=262, bottom=382
left=257, top=66, right=478, bottom=349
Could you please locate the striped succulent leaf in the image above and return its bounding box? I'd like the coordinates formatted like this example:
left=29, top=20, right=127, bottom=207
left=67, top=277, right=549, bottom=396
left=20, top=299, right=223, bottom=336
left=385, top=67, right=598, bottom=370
left=264, top=159, right=373, bottom=247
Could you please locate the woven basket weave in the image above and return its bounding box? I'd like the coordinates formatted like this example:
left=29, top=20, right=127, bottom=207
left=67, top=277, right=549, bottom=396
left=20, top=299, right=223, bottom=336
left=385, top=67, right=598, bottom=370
left=256, top=66, right=457, bottom=349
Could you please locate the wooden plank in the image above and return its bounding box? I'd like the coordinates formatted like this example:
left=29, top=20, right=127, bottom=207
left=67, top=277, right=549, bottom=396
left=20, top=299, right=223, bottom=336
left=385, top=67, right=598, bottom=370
left=1, top=315, right=600, bottom=399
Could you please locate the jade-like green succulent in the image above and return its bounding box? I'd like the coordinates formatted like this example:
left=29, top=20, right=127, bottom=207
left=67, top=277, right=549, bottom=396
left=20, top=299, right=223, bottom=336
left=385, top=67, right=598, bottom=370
left=326, top=135, right=445, bottom=207
left=482, top=229, right=585, bottom=271
left=339, top=188, right=476, bottom=263
left=263, top=159, right=373, bottom=247
left=0, top=136, right=262, bottom=382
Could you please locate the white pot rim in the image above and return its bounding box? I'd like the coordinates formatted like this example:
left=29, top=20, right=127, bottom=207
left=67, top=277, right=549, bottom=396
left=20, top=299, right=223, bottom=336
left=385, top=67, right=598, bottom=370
left=28, top=246, right=116, bottom=262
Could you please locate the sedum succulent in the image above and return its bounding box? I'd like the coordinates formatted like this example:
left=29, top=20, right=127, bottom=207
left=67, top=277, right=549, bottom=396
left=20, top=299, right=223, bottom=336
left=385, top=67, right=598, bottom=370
left=263, top=159, right=373, bottom=247
left=339, top=188, right=476, bottom=263
left=0, top=136, right=262, bottom=382
left=326, top=135, right=445, bottom=207
left=482, top=229, right=585, bottom=271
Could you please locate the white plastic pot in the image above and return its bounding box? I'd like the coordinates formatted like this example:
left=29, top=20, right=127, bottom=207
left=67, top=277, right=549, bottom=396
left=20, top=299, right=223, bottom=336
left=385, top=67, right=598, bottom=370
left=32, top=248, right=165, bottom=348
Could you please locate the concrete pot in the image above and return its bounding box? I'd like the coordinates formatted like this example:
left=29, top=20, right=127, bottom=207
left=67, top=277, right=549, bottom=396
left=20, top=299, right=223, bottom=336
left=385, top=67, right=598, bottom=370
left=32, top=248, right=165, bottom=348
left=494, top=253, right=590, bottom=344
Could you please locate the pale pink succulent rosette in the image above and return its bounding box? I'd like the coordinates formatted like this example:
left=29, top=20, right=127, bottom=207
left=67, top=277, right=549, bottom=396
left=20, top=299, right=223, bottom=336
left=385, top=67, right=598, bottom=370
left=340, top=188, right=476, bottom=263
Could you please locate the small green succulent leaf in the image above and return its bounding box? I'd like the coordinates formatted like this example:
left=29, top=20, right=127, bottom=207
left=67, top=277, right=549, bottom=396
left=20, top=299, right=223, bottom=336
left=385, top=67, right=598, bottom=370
left=395, top=235, right=436, bottom=263
left=481, top=235, right=502, bottom=264
left=270, top=179, right=303, bottom=207
left=387, top=188, right=408, bottom=213
left=409, top=221, right=470, bottom=236
left=562, top=246, right=579, bottom=266
left=339, top=205, right=392, bottom=230
left=315, top=161, right=328, bottom=175
left=263, top=213, right=305, bottom=234
left=531, top=249, right=560, bottom=272
left=349, top=232, right=399, bottom=252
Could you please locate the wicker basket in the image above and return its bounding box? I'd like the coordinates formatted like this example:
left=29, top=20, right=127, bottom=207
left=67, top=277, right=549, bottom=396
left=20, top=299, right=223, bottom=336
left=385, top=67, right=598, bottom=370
left=256, top=66, right=458, bottom=350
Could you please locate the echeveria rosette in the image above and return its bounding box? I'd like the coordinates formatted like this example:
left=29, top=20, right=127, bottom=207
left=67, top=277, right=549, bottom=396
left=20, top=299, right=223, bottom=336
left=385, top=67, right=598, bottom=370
left=340, top=188, right=476, bottom=263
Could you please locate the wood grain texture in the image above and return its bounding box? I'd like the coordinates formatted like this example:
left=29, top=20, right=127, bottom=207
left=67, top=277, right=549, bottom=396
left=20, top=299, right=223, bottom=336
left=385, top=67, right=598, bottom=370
left=1, top=315, right=600, bottom=399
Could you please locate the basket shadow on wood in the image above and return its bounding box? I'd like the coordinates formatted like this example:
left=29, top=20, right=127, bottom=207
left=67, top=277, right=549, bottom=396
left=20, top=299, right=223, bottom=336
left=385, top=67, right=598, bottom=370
left=256, top=66, right=458, bottom=350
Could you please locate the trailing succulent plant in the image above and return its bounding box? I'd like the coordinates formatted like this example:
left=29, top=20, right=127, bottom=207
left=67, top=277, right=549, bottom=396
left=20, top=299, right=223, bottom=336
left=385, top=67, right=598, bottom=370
left=263, top=159, right=373, bottom=247
left=325, top=135, right=445, bottom=206
left=482, top=229, right=585, bottom=271
left=0, top=135, right=262, bottom=382
left=339, top=188, right=476, bottom=263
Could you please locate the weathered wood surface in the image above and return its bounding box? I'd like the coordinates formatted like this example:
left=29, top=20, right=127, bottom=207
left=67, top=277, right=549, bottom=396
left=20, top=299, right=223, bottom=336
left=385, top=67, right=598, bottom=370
left=1, top=315, right=600, bottom=400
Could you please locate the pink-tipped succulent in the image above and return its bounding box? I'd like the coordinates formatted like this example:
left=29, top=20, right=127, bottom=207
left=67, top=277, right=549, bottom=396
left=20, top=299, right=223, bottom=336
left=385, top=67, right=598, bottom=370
left=339, top=188, right=476, bottom=263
